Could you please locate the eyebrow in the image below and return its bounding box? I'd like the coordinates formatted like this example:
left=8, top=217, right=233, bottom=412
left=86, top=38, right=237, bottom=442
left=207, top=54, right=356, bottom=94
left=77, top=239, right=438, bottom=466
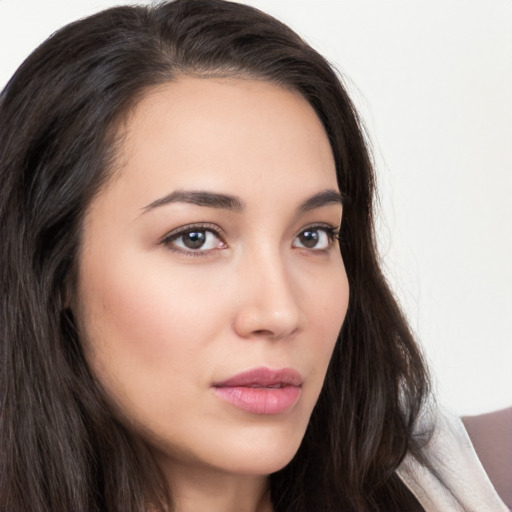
left=298, top=189, right=344, bottom=212
left=142, top=190, right=244, bottom=213
left=142, top=188, right=343, bottom=214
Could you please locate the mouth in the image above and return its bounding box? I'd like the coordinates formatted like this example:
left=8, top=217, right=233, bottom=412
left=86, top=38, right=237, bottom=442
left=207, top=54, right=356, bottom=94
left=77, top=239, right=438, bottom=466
left=212, top=367, right=303, bottom=415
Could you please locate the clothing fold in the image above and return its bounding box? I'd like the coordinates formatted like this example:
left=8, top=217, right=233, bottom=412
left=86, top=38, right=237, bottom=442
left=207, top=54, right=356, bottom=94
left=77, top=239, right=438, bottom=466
left=397, top=405, right=509, bottom=511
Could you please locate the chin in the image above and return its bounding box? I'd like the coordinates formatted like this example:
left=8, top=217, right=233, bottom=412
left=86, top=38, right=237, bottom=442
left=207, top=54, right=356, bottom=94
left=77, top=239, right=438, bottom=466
left=150, top=420, right=306, bottom=478
left=210, top=424, right=306, bottom=476
left=216, top=448, right=299, bottom=477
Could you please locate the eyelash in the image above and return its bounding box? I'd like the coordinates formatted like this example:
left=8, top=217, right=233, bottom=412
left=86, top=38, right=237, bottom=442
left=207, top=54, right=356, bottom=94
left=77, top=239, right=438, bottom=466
left=160, top=223, right=341, bottom=257
left=292, top=223, right=340, bottom=251
left=160, top=223, right=225, bottom=257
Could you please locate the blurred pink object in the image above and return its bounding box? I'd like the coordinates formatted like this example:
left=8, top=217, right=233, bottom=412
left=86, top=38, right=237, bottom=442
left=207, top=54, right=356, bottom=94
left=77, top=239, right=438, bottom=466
left=463, top=407, right=512, bottom=509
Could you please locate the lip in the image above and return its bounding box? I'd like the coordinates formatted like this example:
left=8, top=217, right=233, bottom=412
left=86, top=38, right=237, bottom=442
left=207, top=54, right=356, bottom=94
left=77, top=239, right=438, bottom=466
left=212, top=367, right=303, bottom=415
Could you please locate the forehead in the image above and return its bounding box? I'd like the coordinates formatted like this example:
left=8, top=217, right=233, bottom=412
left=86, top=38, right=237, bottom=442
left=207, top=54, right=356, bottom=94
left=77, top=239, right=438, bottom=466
left=102, top=77, right=338, bottom=208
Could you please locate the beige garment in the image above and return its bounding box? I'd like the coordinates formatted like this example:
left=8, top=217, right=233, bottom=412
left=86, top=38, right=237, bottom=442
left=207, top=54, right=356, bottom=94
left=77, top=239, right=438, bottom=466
left=397, top=406, right=509, bottom=512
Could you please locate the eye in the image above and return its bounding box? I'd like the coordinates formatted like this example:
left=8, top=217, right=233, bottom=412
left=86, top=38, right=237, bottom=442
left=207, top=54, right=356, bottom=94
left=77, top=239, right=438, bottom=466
left=161, top=224, right=227, bottom=255
left=292, top=225, right=339, bottom=251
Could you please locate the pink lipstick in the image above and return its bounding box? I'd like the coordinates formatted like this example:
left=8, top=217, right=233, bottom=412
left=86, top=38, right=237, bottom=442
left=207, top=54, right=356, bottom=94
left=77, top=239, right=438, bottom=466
left=212, top=367, right=302, bottom=415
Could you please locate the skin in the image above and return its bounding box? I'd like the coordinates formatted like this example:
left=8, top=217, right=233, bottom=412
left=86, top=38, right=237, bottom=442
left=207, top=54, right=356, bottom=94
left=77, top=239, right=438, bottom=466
left=75, top=77, right=349, bottom=512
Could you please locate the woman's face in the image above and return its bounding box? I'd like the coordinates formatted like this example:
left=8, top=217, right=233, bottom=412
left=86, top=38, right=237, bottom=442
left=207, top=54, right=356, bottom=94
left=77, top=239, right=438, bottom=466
left=75, top=77, right=349, bottom=477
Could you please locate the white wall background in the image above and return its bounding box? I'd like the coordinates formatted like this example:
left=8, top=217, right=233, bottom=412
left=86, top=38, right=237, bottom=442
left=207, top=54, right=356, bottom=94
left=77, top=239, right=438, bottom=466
left=1, top=0, right=510, bottom=416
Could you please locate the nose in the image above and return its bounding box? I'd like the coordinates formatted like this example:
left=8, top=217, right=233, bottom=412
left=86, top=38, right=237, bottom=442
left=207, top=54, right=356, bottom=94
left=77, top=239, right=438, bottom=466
left=232, top=251, right=304, bottom=340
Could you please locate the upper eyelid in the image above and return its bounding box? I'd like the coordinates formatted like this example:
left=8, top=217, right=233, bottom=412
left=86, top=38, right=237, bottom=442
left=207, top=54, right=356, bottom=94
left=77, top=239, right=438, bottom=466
left=299, top=222, right=339, bottom=231
left=160, top=222, right=225, bottom=244
left=297, top=222, right=340, bottom=237
left=294, top=223, right=340, bottom=245
left=159, top=221, right=340, bottom=250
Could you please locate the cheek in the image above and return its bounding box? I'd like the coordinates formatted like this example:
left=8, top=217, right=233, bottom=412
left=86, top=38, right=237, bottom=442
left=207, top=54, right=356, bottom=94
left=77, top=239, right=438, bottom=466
left=301, top=263, right=349, bottom=388
left=310, top=258, right=349, bottom=334
left=75, top=250, right=221, bottom=414
left=80, top=270, right=174, bottom=365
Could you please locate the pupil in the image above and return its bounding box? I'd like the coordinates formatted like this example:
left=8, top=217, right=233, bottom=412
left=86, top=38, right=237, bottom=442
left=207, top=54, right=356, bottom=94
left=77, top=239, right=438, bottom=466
left=300, top=230, right=318, bottom=248
left=183, top=231, right=206, bottom=249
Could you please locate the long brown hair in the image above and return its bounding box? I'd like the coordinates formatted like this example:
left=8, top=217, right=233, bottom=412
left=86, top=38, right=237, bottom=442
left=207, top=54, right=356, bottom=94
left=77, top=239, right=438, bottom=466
left=0, top=1, right=429, bottom=510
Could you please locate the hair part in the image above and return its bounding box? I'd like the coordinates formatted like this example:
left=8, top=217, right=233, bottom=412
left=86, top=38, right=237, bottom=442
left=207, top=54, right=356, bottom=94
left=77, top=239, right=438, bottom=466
left=0, top=1, right=430, bottom=511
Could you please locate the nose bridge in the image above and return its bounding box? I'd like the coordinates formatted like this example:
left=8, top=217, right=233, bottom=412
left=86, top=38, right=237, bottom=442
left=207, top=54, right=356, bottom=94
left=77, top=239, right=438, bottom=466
left=233, top=243, right=303, bottom=339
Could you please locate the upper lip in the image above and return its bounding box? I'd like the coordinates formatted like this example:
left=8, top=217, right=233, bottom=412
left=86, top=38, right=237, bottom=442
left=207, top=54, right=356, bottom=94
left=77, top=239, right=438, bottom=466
left=213, top=367, right=303, bottom=388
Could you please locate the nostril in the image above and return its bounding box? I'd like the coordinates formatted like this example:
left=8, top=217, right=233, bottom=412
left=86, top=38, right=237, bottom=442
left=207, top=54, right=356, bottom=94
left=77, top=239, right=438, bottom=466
left=232, top=270, right=303, bottom=340
left=252, top=329, right=275, bottom=337
left=233, top=304, right=302, bottom=340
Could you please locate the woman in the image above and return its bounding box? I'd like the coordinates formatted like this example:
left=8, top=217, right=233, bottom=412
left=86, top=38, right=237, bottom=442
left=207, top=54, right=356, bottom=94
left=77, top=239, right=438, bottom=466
left=0, top=1, right=506, bottom=511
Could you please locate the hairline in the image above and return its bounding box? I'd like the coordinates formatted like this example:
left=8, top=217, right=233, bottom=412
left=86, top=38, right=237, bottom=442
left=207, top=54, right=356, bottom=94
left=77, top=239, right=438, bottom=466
left=96, top=69, right=313, bottom=197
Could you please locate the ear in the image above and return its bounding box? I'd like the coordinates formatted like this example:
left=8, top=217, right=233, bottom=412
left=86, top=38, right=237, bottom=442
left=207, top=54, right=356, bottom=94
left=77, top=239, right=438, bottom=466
left=59, top=267, right=76, bottom=311
left=60, top=280, right=72, bottom=310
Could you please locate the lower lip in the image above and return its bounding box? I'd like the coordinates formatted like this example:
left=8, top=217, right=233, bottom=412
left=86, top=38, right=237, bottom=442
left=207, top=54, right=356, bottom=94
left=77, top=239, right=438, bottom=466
left=212, top=385, right=301, bottom=415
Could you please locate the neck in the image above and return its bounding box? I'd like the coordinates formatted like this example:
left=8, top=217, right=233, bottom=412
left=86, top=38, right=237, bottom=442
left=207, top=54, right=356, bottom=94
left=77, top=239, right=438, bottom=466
left=160, top=460, right=273, bottom=512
